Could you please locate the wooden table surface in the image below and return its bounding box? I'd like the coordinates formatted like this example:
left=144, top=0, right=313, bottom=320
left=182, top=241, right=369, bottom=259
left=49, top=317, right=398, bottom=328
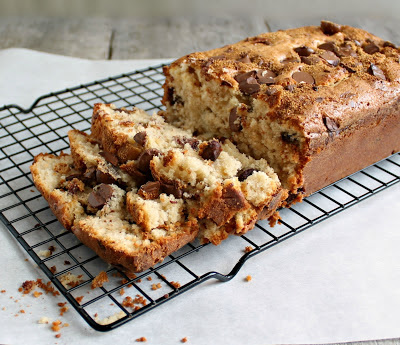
left=0, top=14, right=399, bottom=345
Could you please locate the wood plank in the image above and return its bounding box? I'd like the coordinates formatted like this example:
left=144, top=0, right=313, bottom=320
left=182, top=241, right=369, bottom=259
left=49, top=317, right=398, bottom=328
left=0, top=17, right=113, bottom=59
left=110, top=15, right=268, bottom=59
left=265, top=16, right=400, bottom=44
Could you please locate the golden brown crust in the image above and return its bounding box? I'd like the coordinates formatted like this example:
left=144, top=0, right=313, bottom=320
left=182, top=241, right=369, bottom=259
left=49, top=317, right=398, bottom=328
left=72, top=220, right=198, bottom=272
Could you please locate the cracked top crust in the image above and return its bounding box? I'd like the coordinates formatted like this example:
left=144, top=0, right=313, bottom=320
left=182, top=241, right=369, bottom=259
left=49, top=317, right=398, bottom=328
left=164, top=21, right=400, bottom=153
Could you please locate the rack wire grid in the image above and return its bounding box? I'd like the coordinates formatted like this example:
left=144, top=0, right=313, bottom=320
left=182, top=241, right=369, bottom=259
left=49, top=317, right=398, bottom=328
left=0, top=64, right=399, bottom=331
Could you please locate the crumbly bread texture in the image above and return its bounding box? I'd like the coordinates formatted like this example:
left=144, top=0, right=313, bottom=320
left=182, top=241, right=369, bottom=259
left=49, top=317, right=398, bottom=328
left=161, top=20, right=400, bottom=201
left=90, top=103, right=286, bottom=244
left=30, top=131, right=198, bottom=272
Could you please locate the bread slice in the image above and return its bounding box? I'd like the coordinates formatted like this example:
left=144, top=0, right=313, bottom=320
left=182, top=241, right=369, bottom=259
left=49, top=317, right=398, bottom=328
left=91, top=103, right=287, bottom=244
left=30, top=133, right=198, bottom=272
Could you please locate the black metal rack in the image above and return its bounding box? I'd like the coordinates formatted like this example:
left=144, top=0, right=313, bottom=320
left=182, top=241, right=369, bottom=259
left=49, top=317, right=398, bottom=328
left=0, top=64, right=399, bottom=331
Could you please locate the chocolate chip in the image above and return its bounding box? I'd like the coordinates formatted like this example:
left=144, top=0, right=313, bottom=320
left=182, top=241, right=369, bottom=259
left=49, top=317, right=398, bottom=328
left=256, top=70, right=276, bottom=84
left=136, top=149, right=161, bottom=174
left=222, top=184, right=246, bottom=210
left=175, top=137, right=200, bottom=150
left=237, top=168, right=257, bottom=181
left=321, top=51, right=340, bottom=66
left=281, top=132, right=298, bottom=144
left=363, top=42, right=380, bottom=54
left=237, top=54, right=251, bottom=64
left=318, top=42, right=338, bottom=53
left=96, top=169, right=117, bottom=184
left=100, top=151, right=119, bottom=166
left=120, top=162, right=148, bottom=185
left=324, top=117, right=339, bottom=132
left=294, top=46, right=315, bottom=57
left=83, top=167, right=96, bottom=181
left=200, top=140, right=222, bottom=161
left=281, top=57, right=300, bottom=64
left=383, top=41, right=397, bottom=49
left=315, top=97, right=324, bottom=103
left=67, top=178, right=84, bottom=194
left=234, top=71, right=260, bottom=95
left=88, top=184, right=113, bottom=209
left=167, top=87, right=183, bottom=105
left=138, top=181, right=161, bottom=200
left=229, top=107, right=242, bottom=132
left=161, top=181, right=183, bottom=199
left=301, top=55, right=320, bottom=65
left=134, top=131, right=147, bottom=146
left=320, top=20, right=341, bottom=35
left=292, top=71, right=315, bottom=84
left=312, top=86, right=319, bottom=91
left=368, top=63, right=386, bottom=80
left=337, top=45, right=358, bottom=57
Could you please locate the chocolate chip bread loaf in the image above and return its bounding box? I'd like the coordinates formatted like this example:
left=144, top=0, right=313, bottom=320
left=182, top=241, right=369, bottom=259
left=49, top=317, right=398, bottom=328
left=90, top=103, right=286, bottom=244
left=31, top=130, right=198, bottom=272
left=161, top=21, right=400, bottom=201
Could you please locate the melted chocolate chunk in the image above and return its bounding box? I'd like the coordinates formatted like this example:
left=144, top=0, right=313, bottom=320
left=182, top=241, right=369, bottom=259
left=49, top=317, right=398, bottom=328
left=167, top=87, right=183, bottom=105
left=237, top=54, right=251, bottom=64
left=234, top=71, right=260, bottom=95
left=318, top=41, right=337, bottom=53
left=134, top=131, right=147, bottom=146
left=247, top=36, right=271, bottom=45
left=292, top=71, right=315, bottom=84
left=337, top=44, right=358, bottom=57
left=161, top=181, right=183, bottom=199
left=100, top=151, right=119, bottom=166
left=321, top=51, right=340, bottom=66
left=138, top=181, right=161, bottom=200
left=136, top=149, right=161, bottom=173
left=323, top=117, right=339, bottom=132
left=285, top=84, right=296, bottom=92
left=266, top=87, right=278, bottom=96
left=83, top=167, right=96, bottom=181
left=281, top=132, right=299, bottom=144
left=229, top=107, right=242, bottom=132
left=301, top=55, right=320, bottom=65
left=237, top=168, right=258, bottom=181
left=222, top=184, right=246, bottom=210
left=221, top=80, right=233, bottom=87
left=294, top=46, right=315, bottom=57
left=363, top=42, right=380, bottom=54
left=320, top=20, right=341, bottom=35
left=368, top=63, right=386, bottom=80
left=256, top=70, right=276, bottom=84
left=88, top=184, right=113, bottom=209
left=200, top=140, right=222, bottom=161
left=96, top=169, right=117, bottom=184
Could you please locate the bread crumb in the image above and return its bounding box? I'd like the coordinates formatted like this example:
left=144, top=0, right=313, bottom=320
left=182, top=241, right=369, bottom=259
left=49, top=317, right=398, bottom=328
left=181, top=337, right=188, bottom=343
left=38, top=316, right=50, bottom=324
left=91, top=271, right=109, bottom=289
left=2, top=307, right=6, bottom=311
left=75, top=296, right=84, bottom=303
left=50, top=266, right=57, bottom=274
left=25, top=258, right=29, bottom=261
left=95, top=311, right=126, bottom=325
left=164, top=294, right=169, bottom=299
left=52, top=320, right=62, bottom=332
left=33, top=291, right=42, bottom=298
left=19, top=309, right=25, bottom=313
left=151, top=283, right=162, bottom=290
left=136, top=337, right=147, bottom=342
left=1, top=289, right=6, bottom=293
left=120, top=288, right=125, bottom=296
left=21, top=280, right=36, bottom=294
left=55, top=334, right=61, bottom=338
left=245, top=275, right=252, bottom=282
left=59, top=306, right=69, bottom=316
left=38, top=250, right=51, bottom=258
left=171, top=281, right=181, bottom=289
left=146, top=276, right=152, bottom=281
left=59, top=272, right=83, bottom=289
left=136, top=279, right=142, bottom=283
left=244, top=246, right=253, bottom=253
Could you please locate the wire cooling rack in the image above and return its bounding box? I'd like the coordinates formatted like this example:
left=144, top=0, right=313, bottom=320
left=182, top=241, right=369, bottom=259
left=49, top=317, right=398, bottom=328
left=0, top=64, right=399, bottom=331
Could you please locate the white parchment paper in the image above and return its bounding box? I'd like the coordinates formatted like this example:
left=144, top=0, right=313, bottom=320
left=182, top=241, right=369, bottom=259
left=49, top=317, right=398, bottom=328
left=0, top=48, right=399, bottom=345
